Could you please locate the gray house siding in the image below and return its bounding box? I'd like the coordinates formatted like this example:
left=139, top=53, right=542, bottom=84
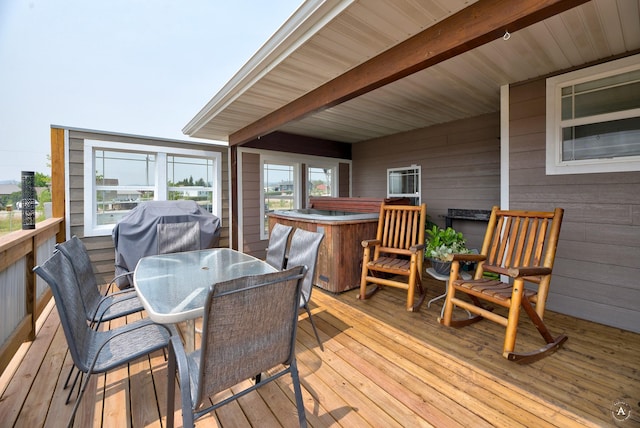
left=509, top=79, right=640, bottom=333
left=351, top=113, right=501, bottom=251
left=338, top=162, right=351, bottom=196
left=240, top=152, right=262, bottom=255
left=65, top=128, right=230, bottom=285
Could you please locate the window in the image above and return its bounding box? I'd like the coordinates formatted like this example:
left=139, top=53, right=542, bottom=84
left=262, top=161, right=298, bottom=236
left=257, top=152, right=341, bottom=239
left=307, top=166, right=333, bottom=197
left=546, top=54, right=640, bottom=174
left=306, top=165, right=336, bottom=208
left=387, top=165, right=421, bottom=205
left=84, top=140, right=221, bottom=236
left=167, top=155, right=216, bottom=214
left=94, top=150, right=156, bottom=226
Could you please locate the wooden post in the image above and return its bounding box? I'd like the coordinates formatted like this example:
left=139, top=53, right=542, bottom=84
left=50, top=127, right=66, bottom=243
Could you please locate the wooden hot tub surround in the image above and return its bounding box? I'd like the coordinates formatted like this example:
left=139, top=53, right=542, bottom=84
left=268, top=197, right=409, bottom=293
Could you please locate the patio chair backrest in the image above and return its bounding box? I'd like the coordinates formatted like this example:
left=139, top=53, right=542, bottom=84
left=56, top=235, right=101, bottom=319
left=265, top=222, right=293, bottom=270
left=157, top=221, right=201, bottom=254
left=286, top=228, right=324, bottom=307
left=33, top=251, right=93, bottom=372
left=195, top=265, right=306, bottom=407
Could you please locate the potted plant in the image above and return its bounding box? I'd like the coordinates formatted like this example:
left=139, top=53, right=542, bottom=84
left=425, top=225, right=469, bottom=275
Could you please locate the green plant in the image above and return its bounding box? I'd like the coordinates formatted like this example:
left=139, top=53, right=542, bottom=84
left=425, top=225, right=468, bottom=261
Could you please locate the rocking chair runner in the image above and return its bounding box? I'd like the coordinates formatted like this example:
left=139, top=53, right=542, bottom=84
left=359, top=203, right=427, bottom=311
left=438, top=206, right=567, bottom=363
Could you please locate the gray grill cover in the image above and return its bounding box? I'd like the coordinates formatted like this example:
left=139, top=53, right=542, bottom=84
left=112, top=200, right=221, bottom=288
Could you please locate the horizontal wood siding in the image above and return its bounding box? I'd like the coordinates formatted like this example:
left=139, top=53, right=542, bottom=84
left=509, top=79, right=640, bottom=333
left=241, top=152, right=264, bottom=256
left=65, top=129, right=230, bottom=284
left=338, top=162, right=350, bottom=196
left=351, top=113, right=500, bottom=250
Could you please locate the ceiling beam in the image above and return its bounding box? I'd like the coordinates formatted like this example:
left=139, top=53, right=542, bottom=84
left=229, top=0, right=589, bottom=146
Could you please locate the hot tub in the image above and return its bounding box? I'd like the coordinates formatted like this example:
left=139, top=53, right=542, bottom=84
left=268, top=209, right=380, bottom=293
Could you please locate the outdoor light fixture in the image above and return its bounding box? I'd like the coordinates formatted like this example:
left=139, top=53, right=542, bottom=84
left=21, top=171, right=36, bottom=230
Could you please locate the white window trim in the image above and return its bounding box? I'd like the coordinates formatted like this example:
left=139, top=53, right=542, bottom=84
left=387, top=164, right=421, bottom=204
left=237, top=148, right=344, bottom=241
left=260, top=156, right=301, bottom=241
left=306, top=162, right=338, bottom=200
left=546, top=54, right=640, bottom=175
left=83, top=139, right=222, bottom=237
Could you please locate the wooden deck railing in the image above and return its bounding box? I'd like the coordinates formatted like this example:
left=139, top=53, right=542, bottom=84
left=0, top=217, right=63, bottom=376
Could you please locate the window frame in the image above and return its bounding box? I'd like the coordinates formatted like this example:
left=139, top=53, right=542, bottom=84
left=83, top=139, right=222, bottom=237
left=387, top=164, right=421, bottom=205
left=546, top=54, right=640, bottom=175
left=306, top=162, right=337, bottom=203
left=260, top=157, right=301, bottom=240
left=258, top=154, right=340, bottom=240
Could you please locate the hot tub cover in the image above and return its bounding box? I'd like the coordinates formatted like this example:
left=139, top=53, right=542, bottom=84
left=112, top=200, right=220, bottom=288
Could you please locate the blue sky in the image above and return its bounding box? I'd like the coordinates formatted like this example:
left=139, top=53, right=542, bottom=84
left=0, top=0, right=302, bottom=181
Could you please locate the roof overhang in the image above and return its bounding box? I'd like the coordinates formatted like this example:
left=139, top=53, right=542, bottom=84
left=184, top=0, right=639, bottom=148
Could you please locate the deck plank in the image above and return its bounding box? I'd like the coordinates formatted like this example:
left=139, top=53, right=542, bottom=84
left=98, top=315, right=128, bottom=428
left=43, top=350, right=76, bottom=428
left=327, top=283, right=639, bottom=427
left=1, top=277, right=639, bottom=427
left=318, top=305, right=530, bottom=427
left=321, top=289, right=598, bottom=428
left=0, top=303, right=58, bottom=426
left=14, top=310, right=67, bottom=428
left=232, top=379, right=285, bottom=427
left=296, top=328, right=406, bottom=428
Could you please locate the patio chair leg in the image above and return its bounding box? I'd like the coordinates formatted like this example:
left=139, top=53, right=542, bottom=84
left=67, top=370, right=92, bottom=428
left=305, top=305, right=324, bottom=351
left=63, top=364, right=75, bottom=389
left=65, top=370, right=82, bottom=404
left=290, top=359, right=308, bottom=428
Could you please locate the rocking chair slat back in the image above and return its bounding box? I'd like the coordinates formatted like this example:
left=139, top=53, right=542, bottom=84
left=360, top=203, right=427, bottom=311
left=380, top=206, right=422, bottom=251
left=484, top=210, right=558, bottom=271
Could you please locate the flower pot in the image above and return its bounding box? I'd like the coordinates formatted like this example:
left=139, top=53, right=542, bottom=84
left=430, top=258, right=451, bottom=275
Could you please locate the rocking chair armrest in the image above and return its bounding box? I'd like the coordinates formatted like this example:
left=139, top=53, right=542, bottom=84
left=487, top=265, right=552, bottom=278
left=508, top=266, right=552, bottom=278
left=361, top=239, right=381, bottom=248
left=444, top=253, right=487, bottom=262
left=409, top=243, right=425, bottom=253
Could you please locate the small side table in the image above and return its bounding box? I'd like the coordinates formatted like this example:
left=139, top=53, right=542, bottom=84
left=426, top=267, right=471, bottom=317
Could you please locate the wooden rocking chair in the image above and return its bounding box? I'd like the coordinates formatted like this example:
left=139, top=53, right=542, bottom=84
left=438, top=206, right=567, bottom=363
left=359, top=202, right=427, bottom=311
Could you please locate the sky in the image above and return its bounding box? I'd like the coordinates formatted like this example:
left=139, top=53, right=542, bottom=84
left=0, top=0, right=303, bottom=182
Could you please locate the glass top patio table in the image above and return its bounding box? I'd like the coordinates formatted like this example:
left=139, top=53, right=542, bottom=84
left=133, top=248, right=278, bottom=324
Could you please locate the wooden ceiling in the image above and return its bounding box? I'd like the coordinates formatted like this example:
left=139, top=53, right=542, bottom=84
left=183, top=0, right=640, bottom=146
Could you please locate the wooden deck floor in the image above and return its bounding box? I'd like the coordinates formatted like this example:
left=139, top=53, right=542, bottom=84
left=1, top=276, right=638, bottom=427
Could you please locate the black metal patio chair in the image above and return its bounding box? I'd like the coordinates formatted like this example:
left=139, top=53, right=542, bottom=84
left=33, top=251, right=174, bottom=428
left=286, top=228, right=325, bottom=351
left=166, top=266, right=308, bottom=428
left=56, top=236, right=143, bottom=328
left=265, top=222, right=293, bottom=270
